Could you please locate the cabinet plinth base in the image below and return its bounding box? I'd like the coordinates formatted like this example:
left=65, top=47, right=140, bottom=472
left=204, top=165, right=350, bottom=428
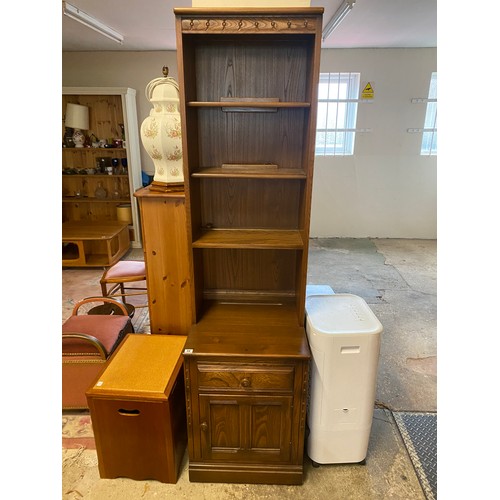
left=149, top=180, right=184, bottom=193
left=188, top=462, right=304, bottom=485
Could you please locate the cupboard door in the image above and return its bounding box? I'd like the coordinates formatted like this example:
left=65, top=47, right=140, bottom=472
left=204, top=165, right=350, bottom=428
left=199, top=394, right=293, bottom=463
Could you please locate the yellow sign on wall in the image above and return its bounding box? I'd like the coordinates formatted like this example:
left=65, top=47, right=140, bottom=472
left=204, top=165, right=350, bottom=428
left=361, top=82, right=374, bottom=99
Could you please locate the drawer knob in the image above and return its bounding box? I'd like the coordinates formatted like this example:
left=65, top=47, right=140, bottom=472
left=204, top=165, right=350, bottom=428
left=240, top=377, right=251, bottom=388
left=200, top=422, right=208, bottom=432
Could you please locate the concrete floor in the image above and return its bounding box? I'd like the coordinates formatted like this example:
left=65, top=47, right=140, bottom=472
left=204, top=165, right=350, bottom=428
left=62, top=238, right=436, bottom=499
left=308, top=238, right=436, bottom=413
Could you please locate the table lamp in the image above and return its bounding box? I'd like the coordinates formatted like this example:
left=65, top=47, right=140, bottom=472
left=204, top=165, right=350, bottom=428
left=65, top=103, right=89, bottom=148
left=140, top=66, right=184, bottom=192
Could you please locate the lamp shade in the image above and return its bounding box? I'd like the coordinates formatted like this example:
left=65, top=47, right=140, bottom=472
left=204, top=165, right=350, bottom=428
left=65, top=103, right=89, bottom=130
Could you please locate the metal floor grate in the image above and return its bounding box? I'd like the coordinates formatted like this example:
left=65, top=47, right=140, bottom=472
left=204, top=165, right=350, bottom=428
left=394, top=412, right=437, bottom=500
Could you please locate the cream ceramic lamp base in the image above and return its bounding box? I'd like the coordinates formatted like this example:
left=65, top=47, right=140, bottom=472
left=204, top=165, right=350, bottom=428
left=141, top=68, right=184, bottom=191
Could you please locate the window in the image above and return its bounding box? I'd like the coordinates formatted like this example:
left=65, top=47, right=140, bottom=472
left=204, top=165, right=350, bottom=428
left=421, top=72, right=437, bottom=155
left=315, top=72, right=360, bottom=156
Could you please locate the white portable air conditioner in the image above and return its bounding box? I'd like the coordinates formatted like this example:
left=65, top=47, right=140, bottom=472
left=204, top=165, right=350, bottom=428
left=306, top=294, right=382, bottom=465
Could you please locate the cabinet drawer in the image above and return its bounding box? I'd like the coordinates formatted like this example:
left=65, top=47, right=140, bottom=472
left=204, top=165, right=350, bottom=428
left=196, top=363, right=295, bottom=392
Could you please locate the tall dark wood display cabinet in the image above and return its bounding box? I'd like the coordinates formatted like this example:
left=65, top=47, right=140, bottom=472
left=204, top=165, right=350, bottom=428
left=174, top=7, right=323, bottom=485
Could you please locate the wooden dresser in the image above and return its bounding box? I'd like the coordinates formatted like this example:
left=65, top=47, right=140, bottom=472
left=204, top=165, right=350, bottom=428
left=174, top=7, right=323, bottom=484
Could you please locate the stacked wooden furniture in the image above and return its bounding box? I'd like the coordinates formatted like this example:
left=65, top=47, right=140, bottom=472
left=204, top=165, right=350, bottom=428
left=62, top=87, right=143, bottom=266
left=174, top=7, right=323, bottom=485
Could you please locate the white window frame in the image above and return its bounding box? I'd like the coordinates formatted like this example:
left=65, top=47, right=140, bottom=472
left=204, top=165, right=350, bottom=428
left=421, top=72, right=437, bottom=155
left=315, top=72, right=360, bottom=156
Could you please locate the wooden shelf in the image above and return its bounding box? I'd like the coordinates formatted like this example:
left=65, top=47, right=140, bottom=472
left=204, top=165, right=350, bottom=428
left=188, top=301, right=309, bottom=355
left=62, top=174, right=128, bottom=178
left=188, top=101, right=310, bottom=108
left=192, top=229, right=304, bottom=249
left=192, top=167, right=306, bottom=179
left=62, top=197, right=131, bottom=203
left=62, top=147, right=127, bottom=152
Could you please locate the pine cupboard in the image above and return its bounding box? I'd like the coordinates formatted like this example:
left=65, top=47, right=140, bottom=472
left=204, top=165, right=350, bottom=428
left=174, top=7, right=323, bottom=484
left=134, top=186, right=192, bottom=335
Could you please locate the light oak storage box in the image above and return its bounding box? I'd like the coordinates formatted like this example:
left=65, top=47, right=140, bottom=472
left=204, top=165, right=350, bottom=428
left=86, top=334, right=187, bottom=483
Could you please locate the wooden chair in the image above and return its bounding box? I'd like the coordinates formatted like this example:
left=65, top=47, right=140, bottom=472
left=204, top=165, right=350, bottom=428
left=100, top=260, right=148, bottom=315
left=62, top=297, right=134, bottom=410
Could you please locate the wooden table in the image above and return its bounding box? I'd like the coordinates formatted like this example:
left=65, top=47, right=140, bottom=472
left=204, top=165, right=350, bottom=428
left=62, top=221, right=130, bottom=267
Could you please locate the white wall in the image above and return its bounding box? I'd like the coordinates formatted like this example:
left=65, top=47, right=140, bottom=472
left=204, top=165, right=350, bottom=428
left=62, top=47, right=437, bottom=238
left=313, top=48, right=437, bottom=238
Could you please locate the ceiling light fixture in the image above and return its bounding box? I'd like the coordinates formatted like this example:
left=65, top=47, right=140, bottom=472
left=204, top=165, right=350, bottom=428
left=322, top=0, right=356, bottom=42
left=63, top=2, right=124, bottom=44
